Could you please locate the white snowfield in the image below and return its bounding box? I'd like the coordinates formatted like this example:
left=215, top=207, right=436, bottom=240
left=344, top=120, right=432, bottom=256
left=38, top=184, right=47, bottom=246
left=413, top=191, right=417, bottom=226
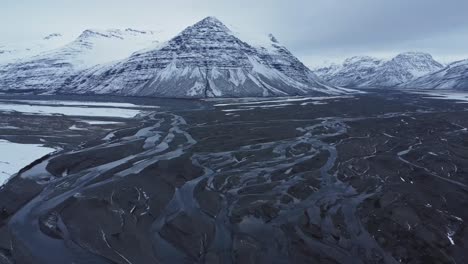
left=3, top=100, right=159, bottom=109
left=0, top=33, right=72, bottom=64
left=79, top=120, right=123, bottom=125
left=0, top=102, right=143, bottom=118
left=0, top=140, right=56, bottom=186
left=0, top=28, right=159, bottom=92
left=410, top=91, right=468, bottom=103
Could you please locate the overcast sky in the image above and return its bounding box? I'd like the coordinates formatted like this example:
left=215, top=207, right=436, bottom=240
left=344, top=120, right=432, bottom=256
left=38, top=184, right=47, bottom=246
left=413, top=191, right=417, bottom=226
left=1, top=0, right=468, bottom=67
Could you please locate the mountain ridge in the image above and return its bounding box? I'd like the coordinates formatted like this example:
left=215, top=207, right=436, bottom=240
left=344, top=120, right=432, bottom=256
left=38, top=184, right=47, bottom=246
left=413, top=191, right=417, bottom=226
left=401, top=59, right=468, bottom=90
left=0, top=17, right=353, bottom=98
left=54, top=17, right=352, bottom=98
left=0, top=28, right=159, bottom=93
left=315, top=52, right=444, bottom=88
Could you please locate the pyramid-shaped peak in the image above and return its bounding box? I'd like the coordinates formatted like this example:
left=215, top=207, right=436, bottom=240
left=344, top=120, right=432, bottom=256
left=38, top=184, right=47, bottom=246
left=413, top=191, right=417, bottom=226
left=173, top=16, right=234, bottom=40
left=192, top=16, right=230, bottom=30
left=199, top=16, right=223, bottom=24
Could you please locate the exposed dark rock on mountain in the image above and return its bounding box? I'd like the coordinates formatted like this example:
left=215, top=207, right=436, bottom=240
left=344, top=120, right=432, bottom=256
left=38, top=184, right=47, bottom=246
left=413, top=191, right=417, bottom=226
left=0, top=17, right=351, bottom=98
left=63, top=17, right=348, bottom=98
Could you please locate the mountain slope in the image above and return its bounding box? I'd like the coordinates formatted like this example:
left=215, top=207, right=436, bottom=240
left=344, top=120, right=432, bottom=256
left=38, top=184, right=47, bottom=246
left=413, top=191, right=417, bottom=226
left=315, top=56, right=384, bottom=88
left=364, top=52, right=444, bottom=88
left=401, top=59, right=468, bottom=90
left=315, top=52, right=444, bottom=88
left=62, top=17, right=350, bottom=98
left=0, top=29, right=158, bottom=93
left=0, top=33, right=69, bottom=64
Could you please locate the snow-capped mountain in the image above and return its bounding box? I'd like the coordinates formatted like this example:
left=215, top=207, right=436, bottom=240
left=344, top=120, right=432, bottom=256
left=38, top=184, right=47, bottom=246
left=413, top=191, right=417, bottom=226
left=315, top=52, right=444, bottom=88
left=0, top=29, right=158, bottom=93
left=59, top=17, right=350, bottom=98
left=0, top=33, right=69, bottom=64
left=315, top=56, right=384, bottom=88
left=401, top=59, right=468, bottom=90
left=365, top=52, right=444, bottom=88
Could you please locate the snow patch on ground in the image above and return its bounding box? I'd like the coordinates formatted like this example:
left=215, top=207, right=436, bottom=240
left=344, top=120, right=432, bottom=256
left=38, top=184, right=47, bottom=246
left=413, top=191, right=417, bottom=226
left=0, top=125, right=20, bottom=129
left=221, top=108, right=254, bottom=112
left=0, top=102, right=143, bottom=118
left=68, top=125, right=86, bottom=131
left=214, top=96, right=355, bottom=113
left=80, top=120, right=123, bottom=125
left=412, top=91, right=468, bottom=103
left=238, top=103, right=294, bottom=109
left=3, top=100, right=159, bottom=109
left=0, top=139, right=56, bottom=186
left=213, top=96, right=354, bottom=107
left=447, top=229, right=456, bottom=245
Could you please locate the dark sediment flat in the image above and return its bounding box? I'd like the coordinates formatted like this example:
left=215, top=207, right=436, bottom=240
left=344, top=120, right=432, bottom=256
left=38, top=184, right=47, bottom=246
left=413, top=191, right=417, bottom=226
left=0, top=91, right=467, bottom=264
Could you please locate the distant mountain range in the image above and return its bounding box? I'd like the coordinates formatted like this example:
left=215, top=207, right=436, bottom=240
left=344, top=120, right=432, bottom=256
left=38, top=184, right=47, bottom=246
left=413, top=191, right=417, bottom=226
left=0, top=29, right=159, bottom=93
left=401, top=59, right=468, bottom=89
left=315, top=52, right=468, bottom=90
left=0, top=17, right=350, bottom=98
left=314, top=52, right=446, bottom=88
left=1, top=17, right=467, bottom=96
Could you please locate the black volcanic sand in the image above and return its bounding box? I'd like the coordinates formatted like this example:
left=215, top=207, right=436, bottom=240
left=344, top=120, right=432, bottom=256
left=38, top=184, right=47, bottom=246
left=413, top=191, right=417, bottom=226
left=0, top=91, right=467, bottom=264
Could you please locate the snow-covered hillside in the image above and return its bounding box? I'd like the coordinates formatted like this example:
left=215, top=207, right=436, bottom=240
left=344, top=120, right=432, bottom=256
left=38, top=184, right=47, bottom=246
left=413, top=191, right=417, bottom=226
left=401, top=59, right=468, bottom=90
left=0, top=29, right=158, bottom=93
left=0, top=33, right=69, bottom=64
left=0, top=17, right=354, bottom=98
left=315, top=56, right=384, bottom=88
left=61, top=17, right=349, bottom=98
left=315, top=52, right=444, bottom=88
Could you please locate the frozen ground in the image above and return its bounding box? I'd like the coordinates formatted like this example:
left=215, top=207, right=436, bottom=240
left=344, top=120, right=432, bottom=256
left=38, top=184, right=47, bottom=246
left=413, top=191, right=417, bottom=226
left=213, top=96, right=356, bottom=113
left=209, top=95, right=355, bottom=106
left=0, top=102, right=144, bottom=118
left=2, top=100, right=160, bottom=108
left=78, top=120, right=123, bottom=125
left=409, top=90, right=468, bottom=103
left=0, top=139, right=56, bottom=186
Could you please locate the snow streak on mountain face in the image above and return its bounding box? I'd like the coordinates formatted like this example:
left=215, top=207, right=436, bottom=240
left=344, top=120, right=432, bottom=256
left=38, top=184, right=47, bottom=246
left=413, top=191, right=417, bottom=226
left=62, top=17, right=349, bottom=98
left=402, top=59, right=468, bottom=90
left=315, top=52, right=444, bottom=89
left=0, top=29, right=158, bottom=93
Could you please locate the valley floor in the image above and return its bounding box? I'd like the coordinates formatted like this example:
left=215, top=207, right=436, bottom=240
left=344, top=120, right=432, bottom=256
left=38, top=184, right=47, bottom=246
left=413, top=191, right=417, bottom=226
left=0, top=91, right=467, bottom=264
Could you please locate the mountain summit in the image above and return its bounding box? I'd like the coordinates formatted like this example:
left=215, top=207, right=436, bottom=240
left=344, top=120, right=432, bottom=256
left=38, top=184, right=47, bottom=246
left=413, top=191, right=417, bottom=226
left=0, top=17, right=351, bottom=97
left=0, top=28, right=158, bottom=92
left=59, top=17, right=350, bottom=97
left=401, top=59, right=468, bottom=90
left=315, top=52, right=444, bottom=88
